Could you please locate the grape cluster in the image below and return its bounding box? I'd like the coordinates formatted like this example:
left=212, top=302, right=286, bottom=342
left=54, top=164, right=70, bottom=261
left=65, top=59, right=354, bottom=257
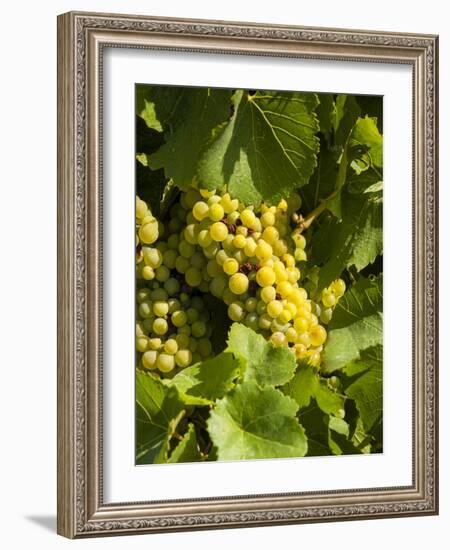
left=136, top=197, right=214, bottom=374
left=136, top=187, right=346, bottom=372
left=305, top=273, right=346, bottom=326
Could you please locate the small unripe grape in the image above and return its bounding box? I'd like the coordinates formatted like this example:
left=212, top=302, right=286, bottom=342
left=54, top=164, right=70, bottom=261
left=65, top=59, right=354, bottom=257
left=261, top=211, right=275, bottom=227
left=185, top=267, right=202, bottom=287
left=162, top=249, right=177, bottom=270
left=142, top=350, right=158, bottom=369
left=138, top=301, right=153, bottom=319
left=245, top=297, right=258, bottom=312
left=277, top=281, right=293, bottom=298
left=322, top=290, right=336, bottom=308
left=209, top=203, right=224, bottom=222
left=229, top=273, right=249, bottom=295
left=279, top=309, right=292, bottom=323
left=258, top=313, right=272, bottom=330
left=184, top=188, right=202, bottom=209
left=153, top=318, right=168, bottom=335
left=240, top=209, right=256, bottom=228
left=164, top=277, right=180, bottom=296
left=320, top=307, right=333, bottom=324
left=294, top=317, right=309, bottom=333
left=175, top=255, right=190, bottom=274
left=209, top=275, right=228, bottom=298
left=178, top=240, right=195, bottom=259
left=136, top=197, right=149, bottom=220
left=172, top=310, right=188, bottom=327
left=297, top=331, right=311, bottom=348
left=153, top=300, right=169, bottom=317
left=142, top=247, right=162, bottom=268
left=332, top=279, right=346, bottom=297
left=233, top=234, right=247, bottom=249
left=197, top=338, right=212, bottom=358
left=245, top=312, right=259, bottom=331
left=228, top=302, right=246, bottom=322
left=262, top=226, right=279, bottom=245
left=285, top=327, right=298, bottom=342
left=191, top=321, right=207, bottom=338
left=184, top=224, right=199, bottom=245
left=197, top=229, right=213, bottom=248
left=223, top=258, right=239, bottom=275
left=244, top=238, right=257, bottom=257
left=155, top=265, right=170, bottom=282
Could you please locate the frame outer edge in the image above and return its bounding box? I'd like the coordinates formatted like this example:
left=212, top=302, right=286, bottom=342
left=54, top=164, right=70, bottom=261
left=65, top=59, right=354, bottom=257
left=57, top=12, right=77, bottom=539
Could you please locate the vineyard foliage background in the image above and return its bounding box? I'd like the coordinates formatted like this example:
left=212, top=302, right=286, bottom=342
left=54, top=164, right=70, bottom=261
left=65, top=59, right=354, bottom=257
left=135, top=85, right=383, bottom=464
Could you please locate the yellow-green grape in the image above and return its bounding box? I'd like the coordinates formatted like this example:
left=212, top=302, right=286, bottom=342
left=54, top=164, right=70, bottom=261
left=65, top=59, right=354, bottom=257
left=156, top=353, right=175, bottom=373
left=136, top=196, right=149, bottom=220
left=142, top=247, right=162, bottom=268
left=142, top=350, right=158, bottom=369
left=148, top=337, right=162, bottom=350
left=210, top=222, right=228, bottom=242
left=255, top=240, right=273, bottom=261
left=262, top=226, right=279, bottom=245
left=320, top=307, right=333, bottom=324
left=198, top=338, right=212, bottom=358
left=287, top=192, right=302, bottom=214
left=155, top=265, right=170, bottom=282
left=153, top=300, right=169, bottom=317
left=261, top=211, right=275, bottom=227
left=138, top=301, right=153, bottom=319
left=153, top=318, right=168, bottom=336
left=294, top=317, right=309, bottom=333
left=258, top=313, right=272, bottom=330
left=240, top=208, right=256, bottom=228
left=220, top=192, right=239, bottom=214
left=228, top=301, right=246, bottom=322
left=185, top=267, right=202, bottom=287
left=331, top=278, right=346, bottom=297
left=229, top=273, right=249, bottom=295
left=267, top=300, right=283, bottom=318
left=209, top=275, right=228, bottom=298
left=175, top=349, right=192, bottom=368
left=271, top=331, right=287, bottom=347
left=178, top=240, right=195, bottom=259
left=321, top=289, right=336, bottom=308
left=191, top=321, right=207, bottom=338
left=233, top=234, right=247, bottom=249
left=221, top=258, right=238, bottom=276
left=209, top=203, right=224, bottom=222
left=175, top=256, right=189, bottom=274
left=256, top=266, right=276, bottom=287
left=172, top=310, right=187, bottom=327
left=310, top=325, right=327, bottom=346
left=285, top=327, right=298, bottom=343
left=136, top=336, right=148, bottom=353
left=192, top=201, right=209, bottom=221
left=245, top=297, right=258, bottom=312
left=279, top=309, right=292, bottom=323
left=277, top=281, right=293, bottom=299
left=141, top=266, right=155, bottom=281
left=138, top=219, right=159, bottom=245
left=164, top=338, right=179, bottom=355
left=261, top=286, right=276, bottom=303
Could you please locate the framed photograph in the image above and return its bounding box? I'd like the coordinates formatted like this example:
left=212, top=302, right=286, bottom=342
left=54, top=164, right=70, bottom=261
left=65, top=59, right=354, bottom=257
left=57, top=11, right=439, bottom=538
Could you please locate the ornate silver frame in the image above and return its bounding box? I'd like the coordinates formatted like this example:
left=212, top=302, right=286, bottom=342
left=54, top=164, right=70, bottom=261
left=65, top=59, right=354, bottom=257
left=57, top=11, right=439, bottom=538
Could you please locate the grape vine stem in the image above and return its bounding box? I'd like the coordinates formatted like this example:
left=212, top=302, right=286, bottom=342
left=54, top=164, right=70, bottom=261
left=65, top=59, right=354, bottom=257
left=298, top=188, right=340, bottom=232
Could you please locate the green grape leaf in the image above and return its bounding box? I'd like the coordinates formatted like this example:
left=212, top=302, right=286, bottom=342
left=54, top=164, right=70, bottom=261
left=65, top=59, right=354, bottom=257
left=227, top=323, right=296, bottom=387
left=168, top=423, right=202, bottom=464
left=322, top=275, right=383, bottom=372
left=136, top=370, right=186, bottom=464
left=316, top=93, right=336, bottom=138
left=349, top=116, right=383, bottom=171
left=343, top=345, right=383, bottom=434
left=139, top=86, right=232, bottom=190
left=198, top=90, right=320, bottom=205
left=309, top=167, right=382, bottom=290
left=282, top=363, right=345, bottom=416
left=334, top=94, right=361, bottom=148
left=207, top=381, right=307, bottom=460
left=170, top=352, right=240, bottom=406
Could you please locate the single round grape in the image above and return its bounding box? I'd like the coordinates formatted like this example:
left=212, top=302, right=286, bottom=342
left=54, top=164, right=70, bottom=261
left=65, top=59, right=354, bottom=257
left=256, top=300, right=266, bottom=315
left=175, top=349, right=192, bottom=368
left=262, top=226, right=279, bottom=245
left=285, top=327, right=298, bottom=343
left=320, top=307, right=333, bottom=324
left=245, top=297, right=258, bottom=312
left=167, top=233, right=180, bottom=250
left=164, top=277, right=180, bottom=296
left=271, top=318, right=290, bottom=333
left=189, top=338, right=198, bottom=353
left=307, top=350, right=321, bottom=367
left=258, top=313, right=272, bottom=330
left=178, top=324, right=191, bottom=336
left=172, top=310, right=188, bottom=327
left=267, top=300, right=283, bottom=318
left=186, top=307, right=199, bottom=323
left=176, top=333, right=190, bottom=349
left=285, top=302, right=297, bottom=317
left=142, top=247, right=162, bottom=268
left=148, top=337, right=162, bottom=350
left=153, top=300, right=169, bottom=317
left=185, top=267, right=202, bottom=287
left=164, top=338, right=179, bottom=355
left=136, top=336, right=148, bottom=352
left=178, top=240, right=195, bottom=259
left=261, top=211, right=275, bottom=227
left=233, top=249, right=247, bottom=264
left=197, top=229, right=213, bottom=248
left=321, top=290, right=336, bottom=308
left=222, top=288, right=235, bottom=306
left=184, top=224, right=199, bottom=245
left=142, top=350, right=158, bottom=369
left=271, top=332, right=287, bottom=347
left=255, top=240, right=273, bottom=261
left=332, top=279, right=346, bottom=297
left=244, top=238, right=257, bottom=257
left=203, top=241, right=220, bottom=259
left=136, top=197, right=149, bottom=220
left=240, top=209, right=256, bottom=228
left=277, top=281, right=293, bottom=298
left=233, top=234, right=247, bottom=249
left=297, top=331, right=311, bottom=348
left=292, top=232, right=306, bottom=250
left=229, top=273, right=249, bottom=295
left=310, top=325, right=327, bottom=346
left=209, top=275, right=228, bottom=298
left=294, top=317, right=309, bottom=333
left=141, top=266, right=155, bottom=281
left=209, top=203, right=225, bottom=222
left=138, top=220, right=159, bottom=244
left=175, top=255, right=190, bottom=274
left=210, top=222, right=228, bottom=242
left=294, top=248, right=307, bottom=262
left=273, top=239, right=288, bottom=256
left=279, top=308, right=292, bottom=323
left=192, top=201, right=209, bottom=221
left=197, top=338, right=212, bottom=358
left=256, top=266, right=276, bottom=287
left=142, top=319, right=155, bottom=333
left=156, top=353, right=175, bottom=373
left=153, top=318, right=168, bottom=335
left=261, top=286, right=276, bottom=303
left=155, top=265, right=170, bottom=282
left=136, top=288, right=151, bottom=304
left=184, top=188, right=201, bottom=209
left=191, top=321, right=206, bottom=338
left=223, top=258, right=239, bottom=275
left=244, top=312, right=259, bottom=331
left=287, top=192, right=302, bottom=213
left=150, top=288, right=168, bottom=301
left=162, top=249, right=177, bottom=270
left=138, top=301, right=153, bottom=319
left=228, top=301, right=246, bottom=322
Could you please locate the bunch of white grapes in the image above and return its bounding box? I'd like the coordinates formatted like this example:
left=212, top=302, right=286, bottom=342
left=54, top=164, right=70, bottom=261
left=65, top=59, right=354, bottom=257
left=136, top=186, right=347, bottom=373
